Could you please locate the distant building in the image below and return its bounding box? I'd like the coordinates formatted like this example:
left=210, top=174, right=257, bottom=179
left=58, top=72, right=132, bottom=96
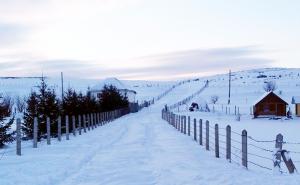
left=253, top=91, right=288, bottom=118
left=89, top=78, right=137, bottom=103
left=292, top=96, right=300, bottom=117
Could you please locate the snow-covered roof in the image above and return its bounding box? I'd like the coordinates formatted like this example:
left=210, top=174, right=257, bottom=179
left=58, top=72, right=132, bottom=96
left=90, top=77, right=136, bottom=93
left=292, top=96, right=300, bottom=104
left=253, top=91, right=288, bottom=105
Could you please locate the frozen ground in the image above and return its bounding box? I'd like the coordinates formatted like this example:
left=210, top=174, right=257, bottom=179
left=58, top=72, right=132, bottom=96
left=1, top=68, right=300, bottom=184
left=1, top=95, right=300, bottom=185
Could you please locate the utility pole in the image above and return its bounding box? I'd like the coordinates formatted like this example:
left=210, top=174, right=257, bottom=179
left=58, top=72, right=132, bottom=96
left=228, top=69, right=231, bottom=105
left=61, top=72, right=64, bottom=109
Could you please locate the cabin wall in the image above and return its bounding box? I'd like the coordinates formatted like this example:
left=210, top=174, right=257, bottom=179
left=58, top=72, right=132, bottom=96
left=296, top=104, right=300, bottom=116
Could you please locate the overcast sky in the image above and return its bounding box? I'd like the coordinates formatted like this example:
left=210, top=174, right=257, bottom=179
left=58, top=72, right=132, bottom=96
left=0, top=0, right=299, bottom=80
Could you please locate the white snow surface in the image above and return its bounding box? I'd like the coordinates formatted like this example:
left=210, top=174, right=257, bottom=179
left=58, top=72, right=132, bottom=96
left=1, top=105, right=300, bottom=185
left=1, top=68, right=300, bottom=184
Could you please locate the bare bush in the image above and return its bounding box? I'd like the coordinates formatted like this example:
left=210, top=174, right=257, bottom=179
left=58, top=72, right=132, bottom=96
left=263, top=81, right=277, bottom=92
left=211, top=95, right=219, bottom=104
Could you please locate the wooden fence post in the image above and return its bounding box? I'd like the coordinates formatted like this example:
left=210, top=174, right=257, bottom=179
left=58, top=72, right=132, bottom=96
left=78, top=115, right=82, bottom=135
left=242, top=130, right=248, bottom=168
left=87, top=114, right=90, bottom=131
left=226, top=125, right=231, bottom=162
left=215, top=124, right=219, bottom=158
left=16, top=118, right=21, bottom=155
left=206, top=120, right=209, bottom=150
left=188, top=116, right=190, bottom=136
left=199, top=119, right=203, bottom=145
left=66, top=115, right=69, bottom=140
left=274, top=134, right=283, bottom=170
left=181, top=116, right=184, bottom=133
left=184, top=116, right=187, bottom=134
left=83, top=115, right=87, bottom=133
left=193, top=118, right=197, bottom=141
left=47, top=117, right=51, bottom=145
left=58, top=116, right=61, bottom=141
left=72, top=115, right=76, bottom=136
left=91, top=114, right=94, bottom=130
left=33, top=117, right=38, bottom=148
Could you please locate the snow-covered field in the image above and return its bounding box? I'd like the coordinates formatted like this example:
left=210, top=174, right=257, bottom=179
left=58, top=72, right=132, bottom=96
left=1, top=68, right=300, bottom=185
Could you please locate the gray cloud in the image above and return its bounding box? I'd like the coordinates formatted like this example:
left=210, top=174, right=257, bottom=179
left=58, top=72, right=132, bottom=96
left=0, top=46, right=273, bottom=80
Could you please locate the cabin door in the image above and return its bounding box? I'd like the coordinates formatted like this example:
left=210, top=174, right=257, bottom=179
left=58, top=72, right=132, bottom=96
left=277, top=104, right=285, bottom=116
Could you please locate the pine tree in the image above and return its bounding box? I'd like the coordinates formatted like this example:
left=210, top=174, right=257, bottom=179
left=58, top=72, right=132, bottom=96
left=99, top=85, right=129, bottom=111
left=0, top=95, right=15, bottom=147
left=22, top=91, right=38, bottom=139
left=23, top=78, right=60, bottom=140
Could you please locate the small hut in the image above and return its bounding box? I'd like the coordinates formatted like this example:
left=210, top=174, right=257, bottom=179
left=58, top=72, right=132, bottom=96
left=292, top=96, right=300, bottom=117
left=253, top=91, right=288, bottom=118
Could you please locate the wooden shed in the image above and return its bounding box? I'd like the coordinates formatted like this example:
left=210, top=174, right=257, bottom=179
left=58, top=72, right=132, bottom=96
left=253, top=92, right=288, bottom=118
left=292, top=96, right=300, bottom=117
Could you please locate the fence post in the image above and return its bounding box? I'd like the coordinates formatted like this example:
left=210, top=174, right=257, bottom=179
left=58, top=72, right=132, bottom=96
left=188, top=116, right=190, bottom=136
left=193, top=118, right=197, bottom=141
left=242, top=130, right=248, bottom=168
left=83, top=115, right=87, bottom=133
left=235, top=106, right=236, bottom=115
left=16, top=118, right=21, bottom=156
left=33, top=117, right=38, bottom=148
left=78, top=115, right=82, bottom=135
left=199, top=119, right=202, bottom=145
left=58, top=116, right=61, bottom=141
left=87, top=114, right=90, bottom=131
left=65, top=115, right=69, bottom=140
left=184, top=116, right=187, bottom=134
left=215, top=124, right=219, bottom=158
left=47, top=117, right=51, bottom=145
left=206, top=120, right=209, bottom=150
left=274, top=134, right=283, bottom=170
left=91, top=114, right=94, bottom=130
left=226, top=125, right=231, bottom=162
left=181, top=116, right=184, bottom=133
left=72, top=115, right=76, bottom=136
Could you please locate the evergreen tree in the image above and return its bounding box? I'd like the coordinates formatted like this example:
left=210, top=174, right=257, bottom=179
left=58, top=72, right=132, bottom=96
left=23, top=78, right=60, bottom=140
left=0, top=95, right=15, bottom=147
left=99, top=85, right=129, bottom=111
left=22, top=91, right=38, bottom=139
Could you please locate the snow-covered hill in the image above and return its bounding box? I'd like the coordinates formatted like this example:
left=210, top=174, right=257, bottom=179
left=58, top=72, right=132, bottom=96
left=1, top=68, right=300, bottom=185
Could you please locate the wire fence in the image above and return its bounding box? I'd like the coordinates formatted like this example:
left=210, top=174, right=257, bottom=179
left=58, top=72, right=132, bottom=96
left=162, top=110, right=300, bottom=175
left=0, top=106, right=145, bottom=161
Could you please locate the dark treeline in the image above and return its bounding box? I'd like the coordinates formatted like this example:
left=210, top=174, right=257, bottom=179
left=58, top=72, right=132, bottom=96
left=0, top=95, right=15, bottom=147
left=0, top=77, right=129, bottom=146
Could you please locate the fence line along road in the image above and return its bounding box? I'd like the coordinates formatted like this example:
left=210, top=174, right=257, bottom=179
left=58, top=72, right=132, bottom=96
left=162, top=109, right=298, bottom=174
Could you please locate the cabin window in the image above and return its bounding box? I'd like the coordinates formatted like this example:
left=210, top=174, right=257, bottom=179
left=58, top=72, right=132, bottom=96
left=263, top=105, right=270, bottom=112
left=269, top=104, right=275, bottom=111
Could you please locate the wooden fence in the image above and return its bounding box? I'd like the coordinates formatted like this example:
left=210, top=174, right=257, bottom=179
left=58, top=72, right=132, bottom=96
left=168, top=81, right=208, bottom=110
left=13, top=108, right=130, bottom=156
left=162, top=109, right=298, bottom=174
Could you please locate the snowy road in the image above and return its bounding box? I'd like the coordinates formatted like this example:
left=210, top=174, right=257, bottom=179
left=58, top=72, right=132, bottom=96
left=1, top=103, right=299, bottom=185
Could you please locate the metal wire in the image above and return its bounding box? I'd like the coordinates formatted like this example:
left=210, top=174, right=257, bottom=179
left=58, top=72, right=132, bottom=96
left=248, top=143, right=274, bottom=153
left=247, top=152, right=274, bottom=161
left=248, top=160, right=273, bottom=171
left=247, top=136, right=275, bottom=143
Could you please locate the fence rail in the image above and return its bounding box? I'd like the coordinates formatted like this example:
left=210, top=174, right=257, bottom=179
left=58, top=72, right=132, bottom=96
left=162, top=109, right=299, bottom=174
left=0, top=108, right=131, bottom=159
left=168, top=81, right=208, bottom=110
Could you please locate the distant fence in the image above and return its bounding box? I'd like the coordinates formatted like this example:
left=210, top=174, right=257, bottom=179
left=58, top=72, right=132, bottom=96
left=168, top=81, right=208, bottom=110
left=162, top=109, right=299, bottom=174
left=155, top=78, right=204, bottom=102
left=0, top=108, right=130, bottom=158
